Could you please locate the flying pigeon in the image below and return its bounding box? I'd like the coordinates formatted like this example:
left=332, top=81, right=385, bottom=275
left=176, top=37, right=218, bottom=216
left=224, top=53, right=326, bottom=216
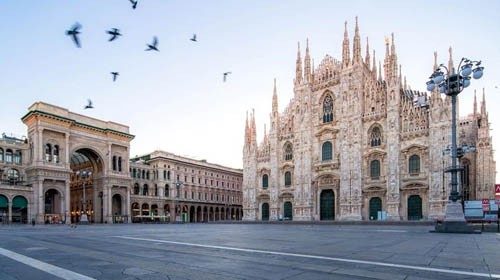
left=111, top=72, right=119, bottom=82
left=129, top=0, right=138, bottom=9
left=84, top=99, right=93, bottom=109
left=190, top=34, right=197, bottom=42
left=66, top=22, right=82, bottom=48
left=223, top=72, right=232, bottom=82
left=106, top=28, right=122, bottom=42
left=145, top=36, right=159, bottom=51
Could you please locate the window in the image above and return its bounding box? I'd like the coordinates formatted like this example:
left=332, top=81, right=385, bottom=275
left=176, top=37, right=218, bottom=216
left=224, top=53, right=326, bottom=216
left=284, top=143, right=293, bottom=161
left=118, top=157, right=122, bottom=172
left=53, top=145, right=59, bottom=163
left=112, top=156, right=117, bottom=171
left=409, top=155, right=420, bottom=174
left=154, top=185, right=158, bottom=196
left=7, top=169, right=20, bottom=184
left=370, top=160, right=380, bottom=179
left=5, top=149, right=13, bottom=163
left=45, top=144, right=51, bottom=162
left=323, top=93, right=334, bottom=123
left=284, top=171, right=292, bottom=186
left=133, top=183, right=140, bottom=195
left=322, top=141, right=333, bottom=161
left=0, top=148, right=3, bottom=162
left=132, top=169, right=137, bottom=178
left=143, top=184, right=149, bottom=196
left=13, top=150, right=22, bottom=165
left=262, top=174, right=269, bottom=189
left=146, top=171, right=150, bottom=180
left=142, top=170, right=145, bottom=179
left=165, top=184, right=170, bottom=197
left=163, top=170, right=167, bottom=180
left=370, top=126, right=382, bottom=147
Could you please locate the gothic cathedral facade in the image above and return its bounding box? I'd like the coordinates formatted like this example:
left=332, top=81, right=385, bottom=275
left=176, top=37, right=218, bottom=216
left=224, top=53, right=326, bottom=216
left=242, top=19, right=496, bottom=221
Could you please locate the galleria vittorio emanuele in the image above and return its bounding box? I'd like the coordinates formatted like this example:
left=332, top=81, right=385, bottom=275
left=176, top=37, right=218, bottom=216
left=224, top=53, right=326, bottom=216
left=242, top=18, right=496, bottom=221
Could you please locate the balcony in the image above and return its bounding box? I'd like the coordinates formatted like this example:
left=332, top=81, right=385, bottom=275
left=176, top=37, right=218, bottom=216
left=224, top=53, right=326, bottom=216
left=314, top=160, right=340, bottom=172
left=401, top=172, right=427, bottom=183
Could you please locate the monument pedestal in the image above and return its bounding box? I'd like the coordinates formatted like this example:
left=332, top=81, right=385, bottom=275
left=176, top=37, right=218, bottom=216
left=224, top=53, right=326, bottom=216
left=434, top=201, right=479, bottom=234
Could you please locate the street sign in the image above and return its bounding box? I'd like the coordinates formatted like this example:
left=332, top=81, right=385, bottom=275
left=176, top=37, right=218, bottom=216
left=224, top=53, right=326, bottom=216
left=495, top=184, right=500, bottom=205
left=482, top=199, right=490, bottom=211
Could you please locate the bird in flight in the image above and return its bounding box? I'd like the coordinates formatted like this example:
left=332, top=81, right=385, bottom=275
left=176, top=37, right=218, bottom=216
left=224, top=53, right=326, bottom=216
left=145, top=36, right=159, bottom=51
left=106, top=28, right=122, bottom=42
left=84, top=99, right=94, bottom=109
left=190, top=34, right=197, bottom=42
left=111, top=72, right=119, bottom=82
left=129, top=0, right=138, bottom=9
left=66, top=22, right=82, bottom=48
left=223, top=72, right=232, bottom=82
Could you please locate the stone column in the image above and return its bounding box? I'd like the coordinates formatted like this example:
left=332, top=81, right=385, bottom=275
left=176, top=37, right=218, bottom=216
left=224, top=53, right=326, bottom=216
left=37, top=180, right=44, bottom=223
left=64, top=180, right=70, bottom=224
left=38, top=129, right=44, bottom=164
left=8, top=202, right=12, bottom=223
left=102, top=184, right=109, bottom=223
left=107, top=186, right=112, bottom=223
left=126, top=188, right=131, bottom=223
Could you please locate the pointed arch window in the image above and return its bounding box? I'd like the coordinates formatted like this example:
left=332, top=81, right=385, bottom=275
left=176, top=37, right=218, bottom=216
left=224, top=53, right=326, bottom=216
left=262, top=174, right=269, bottom=189
left=323, top=93, right=334, bottom=123
left=322, top=141, right=333, bottom=161
left=284, top=143, right=293, bottom=161
left=409, top=155, right=420, bottom=175
left=284, top=171, right=292, bottom=186
left=0, top=148, right=3, bottom=162
left=370, top=126, right=382, bottom=147
left=45, top=144, right=52, bottom=162
left=370, top=160, right=380, bottom=179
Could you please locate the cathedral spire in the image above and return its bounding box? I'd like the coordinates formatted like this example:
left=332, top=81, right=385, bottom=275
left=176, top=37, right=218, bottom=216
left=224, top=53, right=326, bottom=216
left=404, top=76, right=407, bottom=90
left=399, top=64, right=402, bottom=85
left=272, top=78, right=278, bottom=114
left=383, top=36, right=390, bottom=81
left=352, top=16, right=362, bottom=64
left=263, top=123, right=267, bottom=141
left=365, top=37, right=370, bottom=67
left=481, top=88, right=486, bottom=115
left=304, top=38, right=311, bottom=83
left=448, top=46, right=454, bottom=72
left=244, top=111, right=249, bottom=146
left=295, top=42, right=303, bottom=84
left=251, top=108, right=257, bottom=145
left=378, top=61, right=382, bottom=81
left=342, top=21, right=351, bottom=68
left=391, top=33, right=398, bottom=80
left=372, top=50, right=377, bottom=79
left=473, top=90, right=478, bottom=115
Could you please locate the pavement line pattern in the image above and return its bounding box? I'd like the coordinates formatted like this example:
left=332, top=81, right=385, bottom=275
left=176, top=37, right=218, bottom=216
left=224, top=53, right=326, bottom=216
left=0, top=247, right=96, bottom=280
left=115, top=235, right=500, bottom=279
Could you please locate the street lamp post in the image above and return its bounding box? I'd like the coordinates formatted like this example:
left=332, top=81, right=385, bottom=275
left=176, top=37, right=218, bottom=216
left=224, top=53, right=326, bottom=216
left=427, top=57, right=483, bottom=233
left=76, top=170, right=92, bottom=224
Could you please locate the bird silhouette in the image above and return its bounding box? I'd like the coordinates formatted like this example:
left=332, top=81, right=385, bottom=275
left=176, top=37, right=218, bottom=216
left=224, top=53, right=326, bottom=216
left=106, top=28, right=122, bottom=42
left=84, top=99, right=93, bottom=109
left=129, top=0, right=138, bottom=9
left=145, top=36, right=159, bottom=51
left=66, top=22, right=82, bottom=48
left=111, top=72, right=119, bottom=82
left=190, top=34, right=197, bottom=42
left=223, top=72, right=232, bottom=82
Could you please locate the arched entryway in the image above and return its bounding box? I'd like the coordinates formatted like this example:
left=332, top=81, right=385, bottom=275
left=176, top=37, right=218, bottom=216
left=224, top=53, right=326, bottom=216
left=112, top=194, right=122, bottom=222
left=284, top=201, right=293, bottom=220
left=70, top=148, right=104, bottom=223
left=45, top=189, right=63, bottom=224
left=131, top=202, right=140, bottom=222
left=197, top=206, right=202, bottom=222
left=12, top=196, right=28, bottom=223
left=407, top=195, right=422, bottom=220
left=261, top=203, right=269, bottom=221
left=369, top=197, right=382, bottom=220
left=320, top=190, right=335, bottom=220
left=190, top=206, right=195, bottom=223
left=0, top=195, right=9, bottom=223
left=203, top=206, right=208, bottom=222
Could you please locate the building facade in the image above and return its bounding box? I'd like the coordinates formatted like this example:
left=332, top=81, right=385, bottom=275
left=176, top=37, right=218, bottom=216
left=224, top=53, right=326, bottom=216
left=242, top=19, right=496, bottom=221
left=129, top=151, right=243, bottom=223
left=0, top=102, right=242, bottom=224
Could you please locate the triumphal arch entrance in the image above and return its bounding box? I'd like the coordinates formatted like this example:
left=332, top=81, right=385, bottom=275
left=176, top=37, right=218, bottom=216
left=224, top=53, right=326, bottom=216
left=22, top=102, right=134, bottom=224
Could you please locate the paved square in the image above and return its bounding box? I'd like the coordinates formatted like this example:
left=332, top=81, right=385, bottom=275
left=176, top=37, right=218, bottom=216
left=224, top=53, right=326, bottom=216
left=0, top=224, right=499, bottom=279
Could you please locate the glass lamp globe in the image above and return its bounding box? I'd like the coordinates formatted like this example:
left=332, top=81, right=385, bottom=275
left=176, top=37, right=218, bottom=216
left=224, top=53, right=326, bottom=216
left=460, top=64, right=472, bottom=77
left=473, top=67, right=484, bottom=79
left=426, top=81, right=436, bottom=91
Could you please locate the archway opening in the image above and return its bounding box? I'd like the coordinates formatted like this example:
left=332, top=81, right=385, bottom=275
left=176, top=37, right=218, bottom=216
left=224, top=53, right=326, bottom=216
left=70, top=148, right=104, bottom=223
left=284, top=201, right=293, bottom=220
left=12, top=196, right=28, bottom=223
left=261, top=203, right=269, bottom=221
left=0, top=195, right=8, bottom=223
left=45, top=189, right=62, bottom=224
left=320, top=190, right=335, bottom=220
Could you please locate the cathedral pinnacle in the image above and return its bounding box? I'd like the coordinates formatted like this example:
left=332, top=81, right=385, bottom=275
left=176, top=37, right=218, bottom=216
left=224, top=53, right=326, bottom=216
left=272, top=78, right=278, bottom=113
left=433, top=51, right=437, bottom=72
left=352, top=16, right=361, bottom=64
left=365, top=37, right=370, bottom=67
left=372, top=50, right=377, bottom=79
left=481, top=88, right=486, bottom=115
left=304, top=38, right=312, bottom=83
left=295, top=42, right=303, bottom=84
left=342, top=21, right=351, bottom=68
left=474, top=90, right=478, bottom=115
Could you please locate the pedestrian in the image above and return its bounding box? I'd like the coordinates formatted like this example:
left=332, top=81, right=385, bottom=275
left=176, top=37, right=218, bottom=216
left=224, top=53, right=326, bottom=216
left=31, top=218, right=35, bottom=226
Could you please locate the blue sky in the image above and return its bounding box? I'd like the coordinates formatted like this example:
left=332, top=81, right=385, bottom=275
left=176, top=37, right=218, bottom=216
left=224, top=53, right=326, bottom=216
left=1, top=1, right=499, bottom=181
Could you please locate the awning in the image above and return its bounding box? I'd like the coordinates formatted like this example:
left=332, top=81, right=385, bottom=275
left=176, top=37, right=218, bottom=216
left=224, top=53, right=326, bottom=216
left=0, top=196, right=7, bottom=208
left=12, top=196, right=27, bottom=208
